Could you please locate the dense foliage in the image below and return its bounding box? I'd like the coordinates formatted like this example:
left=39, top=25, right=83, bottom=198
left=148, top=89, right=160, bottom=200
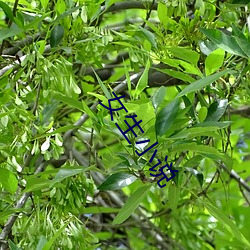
left=0, top=0, right=250, bottom=249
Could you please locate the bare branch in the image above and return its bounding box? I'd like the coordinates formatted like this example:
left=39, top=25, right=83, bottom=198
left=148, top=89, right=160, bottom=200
left=219, top=163, right=250, bottom=193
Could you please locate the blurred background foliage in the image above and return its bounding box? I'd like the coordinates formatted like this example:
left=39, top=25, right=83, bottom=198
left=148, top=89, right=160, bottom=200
left=0, top=0, right=250, bottom=249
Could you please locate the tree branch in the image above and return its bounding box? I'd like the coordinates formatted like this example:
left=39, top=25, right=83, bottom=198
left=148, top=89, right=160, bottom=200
left=219, top=163, right=250, bottom=193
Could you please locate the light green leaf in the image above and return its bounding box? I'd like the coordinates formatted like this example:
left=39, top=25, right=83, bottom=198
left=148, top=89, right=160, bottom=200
left=168, top=47, right=200, bottom=65
left=168, top=184, right=180, bottom=210
left=134, top=59, right=150, bottom=98
left=205, top=49, right=225, bottom=75
left=156, top=68, right=195, bottom=83
left=112, top=185, right=151, bottom=224
left=0, top=168, right=18, bottom=194
left=51, top=166, right=85, bottom=186
left=80, top=206, right=120, bottom=214
left=157, top=1, right=168, bottom=24
left=42, top=223, right=69, bottom=250
left=94, top=71, right=112, bottom=99
left=198, top=106, right=208, bottom=122
left=53, top=92, right=84, bottom=112
left=151, top=86, right=166, bottom=111
left=24, top=177, right=51, bottom=192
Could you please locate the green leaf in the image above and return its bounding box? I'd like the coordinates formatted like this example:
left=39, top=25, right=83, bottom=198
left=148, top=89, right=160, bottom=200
left=168, top=47, right=200, bottom=65
left=112, top=185, right=151, bottom=224
left=198, top=106, right=208, bottom=122
left=80, top=206, right=120, bottom=214
left=51, top=166, right=86, bottom=186
left=155, top=99, right=179, bottom=137
left=94, top=71, right=112, bottom=99
left=205, top=99, right=228, bottom=122
left=36, top=236, right=48, bottom=250
left=98, top=172, right=137, bottom=191
left=9, top=241, right=21, bottom=250
left=0, top=2, right=14, bottom=21
left=41, top=100, right=60, bottom=125
left=40, top=0, right=49, bottom=9
left=0, top=26, right=23, bottom=42
left=203, top=201, right=250, bottom=248
left=50, top=24, right=64, bottom=47
left=170, top=126, right=220, bottom=139
left=42, top=223, right=69, bottom=250
left=0, top=209, right=23, bottom=223
left=176, top=70, right=231, bottom=98
left=157, top=1, right=168, bottom=24
left=0, top=168, right=18, bottom=194
left=138, top=27, right=157, bottom=48
left=186, top=167, right=204, bottom=187
left=24, top=177, right=51, bottom=192
left=151, top=86, right=166, bottom=111
left=156, top=68, right=195, bottom=83
left=200, top=28, right=247, bottom=58
left=134, top=59, right=151, bottom=98
left=205, top=49, right=225, bottom=75
left=168, top=184, right=180, bottom=210
left=53, top=92, right=84, bottom=112
left=193, top=121, right=231, bottom=129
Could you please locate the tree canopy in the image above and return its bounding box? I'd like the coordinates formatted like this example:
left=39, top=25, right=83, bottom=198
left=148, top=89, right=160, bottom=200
left=0, top=0, right=250, bottom=249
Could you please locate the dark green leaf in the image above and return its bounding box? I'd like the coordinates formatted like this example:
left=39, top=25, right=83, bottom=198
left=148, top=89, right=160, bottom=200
left=176, top=70, right=231, bottom=98
left=186, top=167, right=204, bottom=187
left=0, top=2, right=14, bottom=21
left=98, top=172, right=137, bottom=191
left=9, top=241, right=21, bottom=250
left=205, top=99, right=228, bottom=122
left=155, top=99, right=179, bottom=137
left=232, top=0, right=250, bottom=4
left=50, top=24, right=64, bottom=47
left=200, top=28, right=247, bottom=58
